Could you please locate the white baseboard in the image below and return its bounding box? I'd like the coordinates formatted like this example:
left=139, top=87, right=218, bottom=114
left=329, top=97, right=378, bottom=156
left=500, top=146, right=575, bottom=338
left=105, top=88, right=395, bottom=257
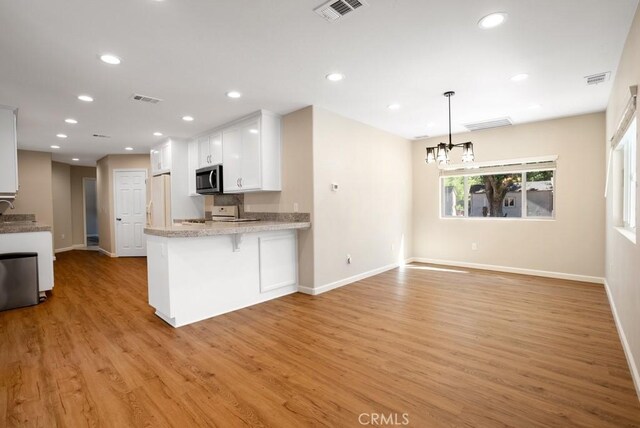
left=410, top=257, right=604, bottom=284
left=98, top=247, right=117, bottom=258
left=604, top=279, right=640, bottom=401
left=54, top=244, right=85, bottom=254
left=298, top=259, right=412, bottom=295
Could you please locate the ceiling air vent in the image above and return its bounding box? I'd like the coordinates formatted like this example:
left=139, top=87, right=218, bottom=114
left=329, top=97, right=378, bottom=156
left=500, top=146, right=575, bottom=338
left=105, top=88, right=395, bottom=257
left=585, top=72, right=611, bottom=86
left=314, top=0, right=368, bottom=22
left=130, top=93, right=163, bottom=104
left=464, top=117, right=512, bottom=132
left=92, top=133, right=111, bottom=138
left=414, top=135, right=430, bottom=140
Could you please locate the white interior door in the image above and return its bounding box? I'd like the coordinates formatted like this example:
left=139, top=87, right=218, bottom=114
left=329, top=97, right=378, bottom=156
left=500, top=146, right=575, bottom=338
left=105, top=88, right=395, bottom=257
left=115, top=170, right=147, bottom=257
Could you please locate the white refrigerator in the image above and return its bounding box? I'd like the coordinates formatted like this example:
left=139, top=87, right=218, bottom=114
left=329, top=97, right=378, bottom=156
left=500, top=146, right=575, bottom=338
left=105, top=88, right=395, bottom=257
left=150, top=174, right=172, bottom=228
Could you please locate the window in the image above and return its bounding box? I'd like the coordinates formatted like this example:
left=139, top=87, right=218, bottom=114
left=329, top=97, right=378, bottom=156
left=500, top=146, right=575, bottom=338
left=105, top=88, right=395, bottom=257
left=441, top=168, right=555, bottom=219
left=617, top=118, right=637, bottom=232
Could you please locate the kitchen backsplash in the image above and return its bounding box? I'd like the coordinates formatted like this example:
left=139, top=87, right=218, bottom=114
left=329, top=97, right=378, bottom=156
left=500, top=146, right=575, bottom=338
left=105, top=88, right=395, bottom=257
left=203, top=194, right=309, bottom=222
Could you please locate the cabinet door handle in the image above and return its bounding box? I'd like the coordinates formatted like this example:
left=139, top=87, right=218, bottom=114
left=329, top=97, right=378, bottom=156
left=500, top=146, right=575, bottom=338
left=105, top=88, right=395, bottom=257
left=239, top=177, right=243, bottom=188
left=236, top=178, right=240, bottom=187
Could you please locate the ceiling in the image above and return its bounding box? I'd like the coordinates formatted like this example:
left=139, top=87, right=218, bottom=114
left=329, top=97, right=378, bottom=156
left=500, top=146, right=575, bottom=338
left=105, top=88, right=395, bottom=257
left=0, top=0, right=637, bottom=166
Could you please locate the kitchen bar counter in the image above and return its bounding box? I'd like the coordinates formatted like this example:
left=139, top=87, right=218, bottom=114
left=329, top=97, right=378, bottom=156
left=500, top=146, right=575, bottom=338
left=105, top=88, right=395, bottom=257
left=0, top=221, right=52, bottom=234
left=144, top=218, right=310, bottom=327
left=144, top=220, right=311, bottom=238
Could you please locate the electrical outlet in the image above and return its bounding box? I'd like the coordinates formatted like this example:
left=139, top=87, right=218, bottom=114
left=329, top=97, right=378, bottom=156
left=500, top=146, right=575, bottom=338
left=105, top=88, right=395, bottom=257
left=293, top=202, right=299, bottom=212
left=347, top=254, right=352, bottom=264
left=61, top=234, right=65, bottom=240
left=471, top=242, right=478, bottom=251
left=391, top=243, right=395, bottom=251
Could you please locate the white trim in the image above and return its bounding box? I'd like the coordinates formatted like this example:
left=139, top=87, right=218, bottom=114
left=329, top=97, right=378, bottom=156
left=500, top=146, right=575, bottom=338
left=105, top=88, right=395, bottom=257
left=410, top=257, right=604, bottom=284
left=616, top=226, right=637, bottom=244
left=54, top=244, right=85, bottom=254
left=604, top=279, right=640, bottom=401
left=298, top=260, right=412, bottom=295
left=98, top=247, right=117, bottom=258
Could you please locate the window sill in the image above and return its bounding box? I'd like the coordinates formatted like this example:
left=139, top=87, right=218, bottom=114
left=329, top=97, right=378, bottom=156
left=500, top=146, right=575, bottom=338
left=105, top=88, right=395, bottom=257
left=440, top=216, right=555, bottom=222
left=615, top=227, right=637, bottom=244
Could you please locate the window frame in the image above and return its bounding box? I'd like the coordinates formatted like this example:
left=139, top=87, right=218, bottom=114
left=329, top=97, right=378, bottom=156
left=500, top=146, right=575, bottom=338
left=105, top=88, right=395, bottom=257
left=618, top=117, right=637, bottom=236
left=439, top=166, right=557, bottom=221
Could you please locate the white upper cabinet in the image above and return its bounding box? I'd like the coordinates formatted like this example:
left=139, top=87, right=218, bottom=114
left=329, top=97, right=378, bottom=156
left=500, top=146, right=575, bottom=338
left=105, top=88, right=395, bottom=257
left=0, top=106, right=18, bottom=198
left=222, top=111, right=281, bottom=193
left=151, top=140, right=172, bottom=176
left=197, top=133, right=222, bottom=168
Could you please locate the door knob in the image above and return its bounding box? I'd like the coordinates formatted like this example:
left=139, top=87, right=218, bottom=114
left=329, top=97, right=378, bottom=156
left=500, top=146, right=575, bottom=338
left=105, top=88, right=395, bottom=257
left=116, top=218, right=122, bottom=221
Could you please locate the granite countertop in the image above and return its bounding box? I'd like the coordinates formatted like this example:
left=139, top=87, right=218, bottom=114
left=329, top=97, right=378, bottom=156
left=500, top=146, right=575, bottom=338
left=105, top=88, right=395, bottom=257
left=144, top=220, right=311, bottom=238
left=0, top=214, right=52, bottom=234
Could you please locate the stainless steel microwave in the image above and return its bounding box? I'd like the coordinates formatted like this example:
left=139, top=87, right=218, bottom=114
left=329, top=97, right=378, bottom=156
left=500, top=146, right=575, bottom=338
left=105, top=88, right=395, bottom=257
left=195, top=164, right=223, bottom=195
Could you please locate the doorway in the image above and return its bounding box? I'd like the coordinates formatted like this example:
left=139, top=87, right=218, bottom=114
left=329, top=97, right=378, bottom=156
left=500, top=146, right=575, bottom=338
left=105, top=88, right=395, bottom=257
left=83, top=178, right=98, bottom=248
left=114, top=169, right=147, bottom=257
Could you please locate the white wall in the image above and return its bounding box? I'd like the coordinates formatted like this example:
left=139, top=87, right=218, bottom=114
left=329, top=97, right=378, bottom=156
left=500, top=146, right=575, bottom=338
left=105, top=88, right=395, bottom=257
left=312, top=107, right=413, bottom=290
left=605, top=3, right=640, bottom=397
left=412, top=113, right=606, bottom=281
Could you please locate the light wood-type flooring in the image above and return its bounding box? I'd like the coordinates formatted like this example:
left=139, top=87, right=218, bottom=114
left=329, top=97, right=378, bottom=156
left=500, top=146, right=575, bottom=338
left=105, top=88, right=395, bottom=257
left=1, top=250, right=639, bottom=427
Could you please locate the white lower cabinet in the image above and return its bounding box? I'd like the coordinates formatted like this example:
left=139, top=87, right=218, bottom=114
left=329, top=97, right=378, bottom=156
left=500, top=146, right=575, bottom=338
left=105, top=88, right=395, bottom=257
left=146, top=229, right=298, bottom=327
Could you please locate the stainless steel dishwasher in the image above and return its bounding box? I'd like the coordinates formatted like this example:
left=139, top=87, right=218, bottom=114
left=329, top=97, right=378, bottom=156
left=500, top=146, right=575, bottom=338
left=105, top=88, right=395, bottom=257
left=0, top=253, right=39, bottom=312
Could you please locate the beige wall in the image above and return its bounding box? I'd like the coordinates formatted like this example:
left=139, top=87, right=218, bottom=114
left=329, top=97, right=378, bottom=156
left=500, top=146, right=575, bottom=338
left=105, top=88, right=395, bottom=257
left=605, top=4, right=640, bottom=395
left=412, top=113, right=606, bottom=279
left=97, top=154, right=150, bottom=255
left=312, top=107, right=413, bottom=288
left=245, top=107, right=315, bottom=287
left=12, top=150, right=53, bottom=228
left=52, top=162, right=72, bottom=250
left=70, top=166, right=96, bottom=245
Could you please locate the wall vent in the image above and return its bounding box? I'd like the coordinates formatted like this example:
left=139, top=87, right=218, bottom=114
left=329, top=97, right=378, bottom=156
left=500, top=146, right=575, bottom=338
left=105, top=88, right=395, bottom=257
left=314, top=0, right=368, bottom=22
left=92, top=133, right=111, bottom=138
left=414, top=135, right=430, bottom=140
left=464, top=117, right=512, bottom=132
left=585, top=72, right=611, bottom=86
left=130, top=93, right=163, bottom=104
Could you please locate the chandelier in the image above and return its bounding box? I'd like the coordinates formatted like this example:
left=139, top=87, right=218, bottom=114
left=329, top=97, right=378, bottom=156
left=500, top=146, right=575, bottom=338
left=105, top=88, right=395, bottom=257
left=425, top=91, right=475, bottom=165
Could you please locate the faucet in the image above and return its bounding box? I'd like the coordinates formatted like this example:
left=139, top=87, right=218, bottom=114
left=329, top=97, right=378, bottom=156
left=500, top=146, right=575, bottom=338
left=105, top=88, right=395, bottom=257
left=0, top=200, right=15, bottom=211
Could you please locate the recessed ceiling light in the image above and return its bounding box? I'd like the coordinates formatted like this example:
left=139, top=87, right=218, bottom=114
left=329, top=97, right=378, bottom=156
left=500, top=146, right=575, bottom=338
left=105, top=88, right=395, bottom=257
left=182, top=116, right=194, bottom=122
left=529, top=103, right=542, bottom=109
left=387, top=103, right=401, bottom=110
left=56, top=134, right=68, bottom=139
left=511, top=73, right=529, bottom=82
left=65, top=118, right=78, bottom=124
left=72, top=158, right=79, bottom=162
left=249, top=129, right=259, bottom=134
left=77, top=95, right=94, bottom=102
left=153, top=132, right=163, bottom=136
left=99, top=54, right=121, bottom=65
left=125, top=147, right=134, bottom=151
left=478, top=12, right=508, bottom=29
left=50, top=145, right=60, bottom=149
left=226, top=91, right=242, bottom=99
left=326, top=73, right=345, bottom=82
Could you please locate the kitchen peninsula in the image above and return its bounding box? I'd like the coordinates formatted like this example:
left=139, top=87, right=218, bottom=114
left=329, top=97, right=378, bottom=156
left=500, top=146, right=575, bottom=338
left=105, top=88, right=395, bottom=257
left=144, top=216, right=310, bottom=327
